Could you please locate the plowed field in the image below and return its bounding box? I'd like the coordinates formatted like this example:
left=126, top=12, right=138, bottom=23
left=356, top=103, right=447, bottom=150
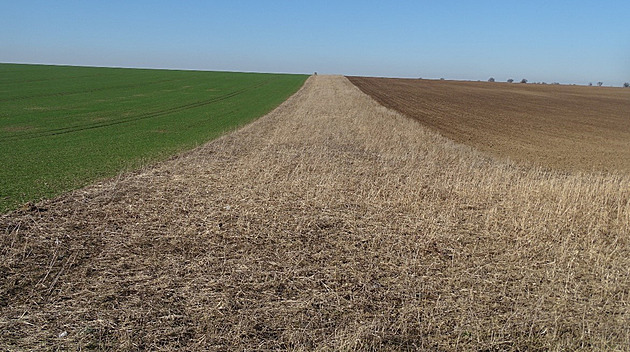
left=2, top=76, right=629, bottom=351
left=348, top=76, right=630, bottom=172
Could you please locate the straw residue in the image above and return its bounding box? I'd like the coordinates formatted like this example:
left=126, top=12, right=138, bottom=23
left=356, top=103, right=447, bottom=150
left=1, top=76, right=629, bottom=350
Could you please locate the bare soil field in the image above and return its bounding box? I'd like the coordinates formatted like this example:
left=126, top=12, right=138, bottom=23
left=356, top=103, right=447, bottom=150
left=2, top=76, right=630, bottom=350
left=348, top=76, right=630, bottom=172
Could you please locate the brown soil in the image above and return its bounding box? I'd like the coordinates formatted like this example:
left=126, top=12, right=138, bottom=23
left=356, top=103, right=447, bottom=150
left=348, top=76, right=630, bottom=172
left=1, top=76, right=629, bottom=350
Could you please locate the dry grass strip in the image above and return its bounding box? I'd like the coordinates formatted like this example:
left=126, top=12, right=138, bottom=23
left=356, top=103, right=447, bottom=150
left=1, top=75, right=629, bottom=351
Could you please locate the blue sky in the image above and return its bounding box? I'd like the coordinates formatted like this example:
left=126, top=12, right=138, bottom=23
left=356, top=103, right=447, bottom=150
left=2, top=1, right=629, bottom=85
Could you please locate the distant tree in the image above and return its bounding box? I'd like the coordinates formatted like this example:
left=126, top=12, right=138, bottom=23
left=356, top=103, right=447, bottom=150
left=440, top=78, right=445, bottom=80
left=597, top=82, right=603, bottom=87
left=520, top=78, right=528, bottom=84
left=507, top=78, right=514, bottom=83
left=624, top=82, right=629, bottom=88
left=488, top=77, right=495, bottom=82
left=588, top=82, right=593, bottom=86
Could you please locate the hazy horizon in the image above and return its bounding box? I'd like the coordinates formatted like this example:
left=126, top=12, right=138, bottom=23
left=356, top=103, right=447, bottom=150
left=2, top=1, right=629, bottom=86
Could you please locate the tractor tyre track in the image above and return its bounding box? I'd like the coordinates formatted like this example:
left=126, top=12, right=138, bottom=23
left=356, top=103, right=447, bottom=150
left=0, top=80, right=271, bottom=142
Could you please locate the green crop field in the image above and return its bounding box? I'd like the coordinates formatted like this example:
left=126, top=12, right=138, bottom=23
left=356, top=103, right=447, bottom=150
left=0, top=63, right=307, bottom=212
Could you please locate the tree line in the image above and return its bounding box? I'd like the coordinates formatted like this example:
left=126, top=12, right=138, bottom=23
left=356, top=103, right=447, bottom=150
left=487, top=77, right=630, bottom=87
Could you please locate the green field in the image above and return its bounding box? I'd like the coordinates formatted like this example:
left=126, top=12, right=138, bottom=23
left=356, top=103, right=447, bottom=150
left=0, top=64, right=307, bottom=212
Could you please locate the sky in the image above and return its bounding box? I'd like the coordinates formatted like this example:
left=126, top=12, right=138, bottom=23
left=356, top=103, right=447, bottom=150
left=2, top=1, right=629, bottom=85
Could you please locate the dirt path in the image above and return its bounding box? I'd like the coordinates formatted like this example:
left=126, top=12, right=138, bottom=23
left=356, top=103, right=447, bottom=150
left=2, top=76, right=629, bottom=350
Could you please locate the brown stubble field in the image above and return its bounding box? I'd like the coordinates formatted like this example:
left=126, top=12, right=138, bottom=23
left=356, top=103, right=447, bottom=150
left=348, top=76, right=630, bottom=173
left=1, top=75, right=630, bottom=350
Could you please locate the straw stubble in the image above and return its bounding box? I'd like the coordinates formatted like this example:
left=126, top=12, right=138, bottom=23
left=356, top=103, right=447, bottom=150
left=1, top=76, right=629, bottom=350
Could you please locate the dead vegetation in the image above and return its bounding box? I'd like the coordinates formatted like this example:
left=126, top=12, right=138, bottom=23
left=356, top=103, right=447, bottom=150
left=1, top=75, right=629, bottom=350
left=348, top=76, right=630, bottom=173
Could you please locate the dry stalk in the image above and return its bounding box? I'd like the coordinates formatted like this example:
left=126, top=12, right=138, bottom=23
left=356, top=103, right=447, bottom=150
left=1, top=76, right=629, bottom=351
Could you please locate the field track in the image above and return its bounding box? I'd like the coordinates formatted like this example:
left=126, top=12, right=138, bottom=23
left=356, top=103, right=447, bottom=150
left=2, top=76, right=630, bottom=350
left=1, top=81, right=270, bottom=142
left=349, top=76, right=630, bottom=172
